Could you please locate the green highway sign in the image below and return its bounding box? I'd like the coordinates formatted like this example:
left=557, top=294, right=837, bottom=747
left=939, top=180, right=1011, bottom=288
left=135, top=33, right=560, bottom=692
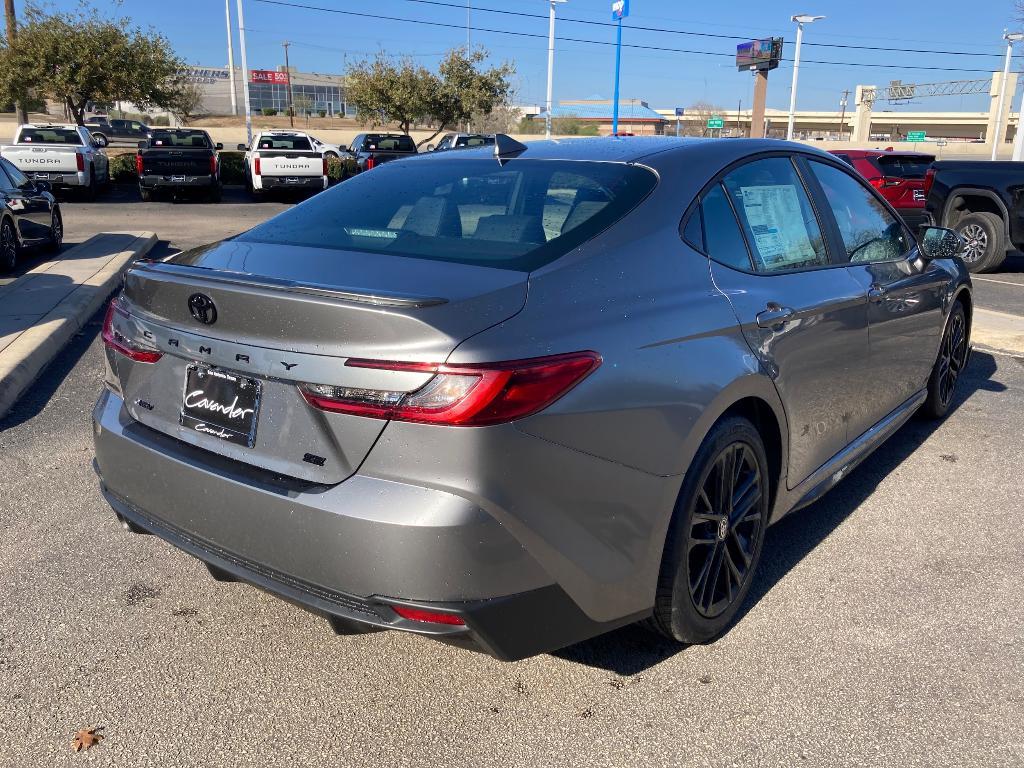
left=707, top=117, right=725, bottom=129
left=907, top=131, right=926, bottom=142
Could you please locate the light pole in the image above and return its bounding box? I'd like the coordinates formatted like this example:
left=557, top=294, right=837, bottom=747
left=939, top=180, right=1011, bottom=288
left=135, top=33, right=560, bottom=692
left=224, top=0, right=237, bottom=116
left=237, top=0, right=253, bottom=145
left=992, top=31, right=1023, bottom=160
left=545, top=0, right=566, bottom=139
left=786, top=13, right=824, bottom=141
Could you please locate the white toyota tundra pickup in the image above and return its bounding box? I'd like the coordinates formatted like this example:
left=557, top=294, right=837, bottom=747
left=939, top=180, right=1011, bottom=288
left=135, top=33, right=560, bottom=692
left=239, top=130, right=327, bottom=199
left=0, top=124, right=110, bottom=200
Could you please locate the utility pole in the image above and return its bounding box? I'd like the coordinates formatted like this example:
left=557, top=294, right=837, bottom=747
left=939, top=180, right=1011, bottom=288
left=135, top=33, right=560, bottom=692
left=544, top=0, right=566, bottom=139
left=611, top=0, right=628, bottom=135
left=992, top=31, right=1023, bottom=160
left=736, top=98, right=741, bottom=136
left=237, top=0, right=253, bottom=145
left=466, top=0, right=471, bottom=50
left=787, top=14, right=824, bottom=141
left=225, top=0, right=238, bottom=116
left=838, top=89, right=849, bottom=139
left=4, top=0, right=27, bottom=125
left=282, top=41, right=295, bottom=127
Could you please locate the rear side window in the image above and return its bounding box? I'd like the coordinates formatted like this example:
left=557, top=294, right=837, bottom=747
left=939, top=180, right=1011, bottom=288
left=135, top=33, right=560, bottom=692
left=874, top=154, right=934, bottom=179
left=238, top=159, right=657, bottom=272
left=18, top=129, right=82, bottom=145
left=722, top=157, right=829, bottom=273
left=701, top=184, right=753, bottom=271
left=257, top=135, right=312, bottom=151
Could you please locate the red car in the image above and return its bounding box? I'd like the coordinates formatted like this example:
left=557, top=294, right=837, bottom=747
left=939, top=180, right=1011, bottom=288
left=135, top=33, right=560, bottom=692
left=829, top=149, right=935, bottom=230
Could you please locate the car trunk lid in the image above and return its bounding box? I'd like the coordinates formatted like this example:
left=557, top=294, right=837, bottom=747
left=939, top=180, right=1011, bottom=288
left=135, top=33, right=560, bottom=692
left=256, top=151, right=322, bottom=177
left=140, top=149, right=212, bottom=177
left=108, top=239, right=527, bottom=484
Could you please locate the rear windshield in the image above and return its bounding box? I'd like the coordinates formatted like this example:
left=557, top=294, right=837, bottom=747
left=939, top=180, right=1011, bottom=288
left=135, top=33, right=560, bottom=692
left=238, top=158, right=658, bottom=272
left=874, top=154, right=934, bottom=179
left=455, top=135, right=495, bottom=148
left=257, top=135, right=312, bottom=151
left=149, top=131, right=211, bottom=148
left=18, top=128, right=82, bottom=145
left=362, top=134, right=416, bottom=152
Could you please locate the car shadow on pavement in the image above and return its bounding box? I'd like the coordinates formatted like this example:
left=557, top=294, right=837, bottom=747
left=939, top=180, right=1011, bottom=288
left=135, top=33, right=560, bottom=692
left=554, top=351, right=1005, bottom=675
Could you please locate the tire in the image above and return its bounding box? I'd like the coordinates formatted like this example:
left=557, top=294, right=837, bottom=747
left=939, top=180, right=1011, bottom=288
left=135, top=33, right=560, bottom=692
left=139, top=187, right=152, bottom=202
left=647, top=416, right=771, bottom=644
left=920, top=301, right=969, bottom=420
left=325, top=151, right=338, bottom=160
left=955, top=211, right=1006, bottom=273
left=0, top=219, right=19, bottom=272
left=250, top=186, right=264, bottom=202
left=45, top=208, right=63, bottom=253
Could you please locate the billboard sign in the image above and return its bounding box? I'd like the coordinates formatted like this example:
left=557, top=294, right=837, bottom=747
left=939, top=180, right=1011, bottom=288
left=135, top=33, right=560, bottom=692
left=736, top=37, right=783, bottom=72
left=611, top=0, right=629, bottom=20
left=251, top=70, right=290, bottom=85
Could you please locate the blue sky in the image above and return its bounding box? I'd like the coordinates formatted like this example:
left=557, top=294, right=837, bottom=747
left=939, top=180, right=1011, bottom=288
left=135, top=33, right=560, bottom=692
left=29, top=0, right=1024, bottom=113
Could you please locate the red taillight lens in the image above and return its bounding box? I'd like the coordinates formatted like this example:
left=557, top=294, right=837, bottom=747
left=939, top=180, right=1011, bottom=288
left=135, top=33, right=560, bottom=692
left=391, top=606, right=465, bottom=626
left=209, top=154, right=218, bottom=176
left=135, top=154, right=143, bottom=176
left=365, top=155, right=376, bottom=170
left=77, top=153, right=85, bottom=172
left=102, top=299, right=162, bottom=364
left=299, top=351, right=601, bottom=427
left=322, top=156, right=329, bottom=176
left=254, top=155, right=261, bottom=175
left=869, top=176, right=901, bottom=190
left=923, top=168, right=936, bottom=197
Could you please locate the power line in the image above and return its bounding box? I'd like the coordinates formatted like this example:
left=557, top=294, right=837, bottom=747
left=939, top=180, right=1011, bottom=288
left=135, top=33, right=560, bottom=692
left=386, top=0, right=1008, bottom=59
left=251, top=0, right=1006, bottom=73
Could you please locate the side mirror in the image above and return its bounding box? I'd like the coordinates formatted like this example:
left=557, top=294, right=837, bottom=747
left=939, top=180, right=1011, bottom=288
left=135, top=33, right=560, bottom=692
left=918, top=226, right=965, bottom=261
left=337, top=144, right=347, bottom=152
left=136, top=140, right=148, bottom=149
left=236, top=143, right=247, bottom=151
left=215, top=142, right=223, bottom=150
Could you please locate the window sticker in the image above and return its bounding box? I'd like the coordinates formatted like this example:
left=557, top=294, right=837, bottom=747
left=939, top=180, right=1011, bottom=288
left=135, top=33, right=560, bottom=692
left=738, top=184, right=817, bottom=268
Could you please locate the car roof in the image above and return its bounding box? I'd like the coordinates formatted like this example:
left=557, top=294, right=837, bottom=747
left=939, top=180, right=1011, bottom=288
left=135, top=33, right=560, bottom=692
left=415, top=136, right=829, bottom=165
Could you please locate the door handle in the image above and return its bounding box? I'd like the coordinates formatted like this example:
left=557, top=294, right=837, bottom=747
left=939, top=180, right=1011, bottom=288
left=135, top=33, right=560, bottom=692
left=756, top=304, right=795, bottom=329
left=867, top=284, right=887, bottom=303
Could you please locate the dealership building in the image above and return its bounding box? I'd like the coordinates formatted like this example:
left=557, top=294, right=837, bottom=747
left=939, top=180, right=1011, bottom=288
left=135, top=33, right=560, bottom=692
left=189, top=66, right=348, bottom=116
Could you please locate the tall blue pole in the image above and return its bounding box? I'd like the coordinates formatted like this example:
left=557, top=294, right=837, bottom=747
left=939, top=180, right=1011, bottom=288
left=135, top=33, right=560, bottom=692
left=612, top=18, right=622, bottom=135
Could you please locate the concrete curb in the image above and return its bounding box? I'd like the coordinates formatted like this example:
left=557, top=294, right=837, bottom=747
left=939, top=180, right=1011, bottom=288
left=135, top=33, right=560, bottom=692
left=972, top=308, right=1024, bottom=358
left=0, top=232, right=157, bottom=420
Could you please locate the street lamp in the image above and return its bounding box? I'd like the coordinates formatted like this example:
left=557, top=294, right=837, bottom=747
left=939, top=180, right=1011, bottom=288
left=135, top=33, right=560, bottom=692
left=993, top=30, right=1024, bottom=161
left=786, top=13, right=824, bottom=141
left=545, top=0, right=567, bottom=139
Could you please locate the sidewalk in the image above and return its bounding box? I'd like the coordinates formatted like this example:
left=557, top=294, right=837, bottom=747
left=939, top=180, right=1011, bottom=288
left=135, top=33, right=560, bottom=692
left=972, top=308, right=1024, bottom=357
left=0, top=232, right=156, bottom=419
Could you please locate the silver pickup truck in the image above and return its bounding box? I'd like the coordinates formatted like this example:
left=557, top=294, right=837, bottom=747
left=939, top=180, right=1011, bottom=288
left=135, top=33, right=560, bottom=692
left=0, top=124, right=110, bottom=200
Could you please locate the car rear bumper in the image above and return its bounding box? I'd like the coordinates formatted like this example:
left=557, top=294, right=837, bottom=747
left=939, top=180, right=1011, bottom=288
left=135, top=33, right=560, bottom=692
left=25, top=171, right=86, bottom=187
left=140, top=175, right=217, bottom=189
left=92, top=390, right=639, bottom=659
left=895, top=207, right=929, bottom=231
left=259, top=175, right=327, bottom=189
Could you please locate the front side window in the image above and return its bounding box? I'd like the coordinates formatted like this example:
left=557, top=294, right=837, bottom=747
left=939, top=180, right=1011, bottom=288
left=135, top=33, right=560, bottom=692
left=236, top=159, right=657, bottom=273
left=722, top=157, right=830, bottom=273
left=808, top=160, right=910, bottom=264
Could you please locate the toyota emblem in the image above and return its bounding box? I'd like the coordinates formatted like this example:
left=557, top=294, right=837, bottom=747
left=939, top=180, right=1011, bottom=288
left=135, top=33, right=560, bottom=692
left=188, top=293, right=217, bottom=325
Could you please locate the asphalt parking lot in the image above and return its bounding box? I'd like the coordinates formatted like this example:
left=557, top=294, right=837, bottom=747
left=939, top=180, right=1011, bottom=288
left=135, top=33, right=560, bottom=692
left=1, top=185, right=1022, bottom=766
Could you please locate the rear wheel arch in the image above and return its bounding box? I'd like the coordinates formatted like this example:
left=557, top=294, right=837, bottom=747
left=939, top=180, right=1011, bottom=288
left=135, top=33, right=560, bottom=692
left=944, top=190, right=1009, bottom=239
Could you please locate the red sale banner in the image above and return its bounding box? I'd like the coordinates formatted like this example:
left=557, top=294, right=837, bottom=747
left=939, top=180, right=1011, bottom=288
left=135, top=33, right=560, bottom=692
left=250, top=70, right=290, bottom=84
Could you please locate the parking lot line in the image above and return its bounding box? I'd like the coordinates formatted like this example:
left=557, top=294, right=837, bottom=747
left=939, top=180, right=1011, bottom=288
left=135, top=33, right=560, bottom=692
left=972, top=276, right=1024, bottom=287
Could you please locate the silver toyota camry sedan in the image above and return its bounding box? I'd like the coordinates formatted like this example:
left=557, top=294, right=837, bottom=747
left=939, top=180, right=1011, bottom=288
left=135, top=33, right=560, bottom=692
left=93, top=136, right=971, bottom=660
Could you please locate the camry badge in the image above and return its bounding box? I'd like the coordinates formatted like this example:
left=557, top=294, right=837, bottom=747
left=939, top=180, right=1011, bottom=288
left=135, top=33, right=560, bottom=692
left=188, top=293, right=217, bottom=325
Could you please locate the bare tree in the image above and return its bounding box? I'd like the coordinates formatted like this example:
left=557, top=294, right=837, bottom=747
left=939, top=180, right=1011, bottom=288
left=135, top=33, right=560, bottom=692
left=683, top=101, right=727, bottom=137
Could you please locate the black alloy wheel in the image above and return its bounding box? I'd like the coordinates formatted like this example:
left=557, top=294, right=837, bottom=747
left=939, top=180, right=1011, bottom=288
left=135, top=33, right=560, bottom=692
left=687, top=442, right=764, bottom=618
left=922, top=301, right=969, bottom=419
left=46, top=208, right=63, bottom=253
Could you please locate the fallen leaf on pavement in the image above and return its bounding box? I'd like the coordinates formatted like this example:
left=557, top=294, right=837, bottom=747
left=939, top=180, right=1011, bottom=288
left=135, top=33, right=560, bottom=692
left=72, top=727, right=104, bottom=752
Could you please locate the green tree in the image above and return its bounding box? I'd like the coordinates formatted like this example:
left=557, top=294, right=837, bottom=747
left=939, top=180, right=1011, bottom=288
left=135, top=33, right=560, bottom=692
left=0, top=1, right=189, bottom=125
left=345, top=47, right=513, bottom=146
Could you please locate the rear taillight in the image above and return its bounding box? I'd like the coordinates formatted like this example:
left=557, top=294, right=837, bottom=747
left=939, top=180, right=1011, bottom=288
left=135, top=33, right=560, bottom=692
left=923, top=168, right=936, bottom=197
left=77, top=153, right=85, bottom=172
left=299, top=351, right=601, bottom=427
left=322, top=156, right=328, bottom=176
left=102, top=298, right=162, bottom=364
left=391, top=606, right=465, bottom=626
left=869, top=176, right=902, bottom=189
left=254, top=155, right=261, bottom=175
left=365, top=155, right=376, bottom=170
left=135, top=154, right=143, bottom=176
left=209, top=155, right=218, bottom=176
